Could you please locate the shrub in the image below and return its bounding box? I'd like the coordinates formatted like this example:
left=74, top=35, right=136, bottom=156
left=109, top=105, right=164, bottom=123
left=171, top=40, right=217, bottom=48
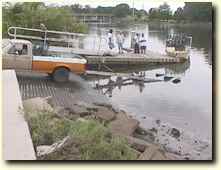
left=68, top=120, right=137, bottom=160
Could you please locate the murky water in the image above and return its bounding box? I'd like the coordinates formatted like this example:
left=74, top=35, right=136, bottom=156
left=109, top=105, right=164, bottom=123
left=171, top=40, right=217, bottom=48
left=83, top=23, right=212, bottom=158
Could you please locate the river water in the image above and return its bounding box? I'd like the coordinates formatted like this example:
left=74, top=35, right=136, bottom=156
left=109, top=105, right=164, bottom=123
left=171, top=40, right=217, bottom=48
left=83, top=23, right=212, bottom=159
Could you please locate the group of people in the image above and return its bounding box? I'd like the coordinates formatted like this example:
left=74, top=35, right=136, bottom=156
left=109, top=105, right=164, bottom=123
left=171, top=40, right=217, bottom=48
left=107, top=29, right=147, bottom=54
left=133, top=33, right=147, bottom=54
left=107, top=29, right=125, bottom=54
left=166, top=34, right=187, bottom=51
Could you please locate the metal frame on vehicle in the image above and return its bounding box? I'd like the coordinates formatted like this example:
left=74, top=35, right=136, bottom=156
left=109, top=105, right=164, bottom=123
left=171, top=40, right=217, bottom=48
left=7, top=26, right=107, bottom=54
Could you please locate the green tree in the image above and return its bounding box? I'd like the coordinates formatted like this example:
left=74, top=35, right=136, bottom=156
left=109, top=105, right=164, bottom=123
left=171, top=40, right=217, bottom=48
left=84, top=5, right=93, bottom=13
left=70, top=3, right=83, bottom=13
left=173, top=7, right=184, bottom=21
left=135, top=9, right=147, bottom=19
left=113, top=3, right=130, bottom=18
left=158, top=2, right=172, bottom=21
left=148, top=8, right=159, bottom=20
left=95, top=6, right=113, bottom=14
left=183, top=2, right=212, bottom=21
left=2, top=2, right=88, bottom=38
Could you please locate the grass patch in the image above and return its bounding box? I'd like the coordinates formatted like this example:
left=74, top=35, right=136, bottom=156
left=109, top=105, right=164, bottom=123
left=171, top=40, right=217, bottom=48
left=24, top=109, right=137, bottom=160
left=24, top=110, right=71, bottom=146
left=68, top=120, right=137, bottom=160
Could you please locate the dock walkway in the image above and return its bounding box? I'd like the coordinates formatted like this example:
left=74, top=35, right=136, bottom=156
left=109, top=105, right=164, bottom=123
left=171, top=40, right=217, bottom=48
left=48, top=46, right=187, bottom=65
left=85, top=50, right=187, bottom=65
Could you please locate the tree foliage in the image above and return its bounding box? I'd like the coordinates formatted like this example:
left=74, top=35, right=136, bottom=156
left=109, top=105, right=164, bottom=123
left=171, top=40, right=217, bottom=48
left=95, top=6, right=113, bottom=14
left=148, top=2, right=212, bottom=22
left=148, top=8, right=160, bottom=20
left=174, top=7, right=184, bottom=21
left=113, top=3, right=130, bottom=18
left=69, top=3, right=147, bottom=19
left=183, top=2, right=212, bottom=21
left=158, top=2, right=172, bottom=21
left=2, top=2, right=88, bottom=37
left=148, top=2, right=172, bottom=21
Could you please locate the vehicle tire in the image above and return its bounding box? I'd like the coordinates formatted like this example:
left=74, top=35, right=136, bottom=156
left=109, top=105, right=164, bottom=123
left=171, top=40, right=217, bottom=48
left=47, top=73, right=52, bottom=77
left=53, top=67, right=69, bottom=82
left=47, top=73, right=53, bottom=80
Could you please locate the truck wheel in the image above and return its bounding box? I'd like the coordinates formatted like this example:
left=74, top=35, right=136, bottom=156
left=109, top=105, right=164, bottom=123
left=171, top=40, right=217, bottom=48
left=53, top=67, right=69, bottom=82
left=47, top=73, right=52, bottom=77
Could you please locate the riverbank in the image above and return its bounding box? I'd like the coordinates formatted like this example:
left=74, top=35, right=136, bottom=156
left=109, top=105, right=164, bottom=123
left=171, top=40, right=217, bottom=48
left=16, top=72, right=179, bottom=160
left=17, top=72, right=211, bottom=160
left=23, top=96, right=179, bottom=160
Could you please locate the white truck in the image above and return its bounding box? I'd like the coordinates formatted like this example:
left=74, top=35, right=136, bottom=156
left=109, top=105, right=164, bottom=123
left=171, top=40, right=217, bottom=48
left=2, top=38, right=87, bottom=82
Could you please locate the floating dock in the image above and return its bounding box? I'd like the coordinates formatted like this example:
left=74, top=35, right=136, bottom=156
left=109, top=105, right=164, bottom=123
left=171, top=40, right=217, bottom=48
left=48, top=46, right=187, bottom=65
left=85, top=50, right=187, bottom=66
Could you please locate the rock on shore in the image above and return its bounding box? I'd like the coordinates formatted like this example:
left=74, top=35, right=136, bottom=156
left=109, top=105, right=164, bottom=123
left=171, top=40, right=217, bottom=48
left=23, top=97, right=182, bottom=160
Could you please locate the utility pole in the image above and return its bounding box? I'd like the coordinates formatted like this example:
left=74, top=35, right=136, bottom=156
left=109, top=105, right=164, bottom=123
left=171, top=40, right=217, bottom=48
left=132, top=0, right=135, bottom=17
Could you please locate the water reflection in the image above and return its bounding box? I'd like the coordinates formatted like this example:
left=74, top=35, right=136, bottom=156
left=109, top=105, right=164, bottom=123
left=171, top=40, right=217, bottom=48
left=86, top=60, right=190, bottom=98
left=164, top=59, right=190, bottom=76
left=85, top=23, right=212, bottom=142
left=92, top=74, right=156, bottom=97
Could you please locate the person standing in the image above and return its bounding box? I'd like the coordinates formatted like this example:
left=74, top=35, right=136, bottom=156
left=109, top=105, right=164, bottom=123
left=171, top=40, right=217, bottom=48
left=107, top=29, right=114, bottom=50
left=140, top=33, right=147, bottom=54
left=134, top=33, right=140, bottom=54
left=116, top=32, right=124, bottom=54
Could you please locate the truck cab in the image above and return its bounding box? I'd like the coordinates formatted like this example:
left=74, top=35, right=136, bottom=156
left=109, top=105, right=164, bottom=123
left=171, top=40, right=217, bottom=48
left=2, top=39, right=32, bottom=70
left=2, top=39, right=87, bottom=82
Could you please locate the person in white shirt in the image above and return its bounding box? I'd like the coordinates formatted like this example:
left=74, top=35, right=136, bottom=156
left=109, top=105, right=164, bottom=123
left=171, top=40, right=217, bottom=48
left=107, top=29, right=114, bottom=50
left=140, top=33, right=147, bottom=54
left=116, top=32, right=124, bottom=54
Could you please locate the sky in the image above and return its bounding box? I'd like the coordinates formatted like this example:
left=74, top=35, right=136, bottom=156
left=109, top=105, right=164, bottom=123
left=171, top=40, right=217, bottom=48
left=44, top=0, right=185, bottom=12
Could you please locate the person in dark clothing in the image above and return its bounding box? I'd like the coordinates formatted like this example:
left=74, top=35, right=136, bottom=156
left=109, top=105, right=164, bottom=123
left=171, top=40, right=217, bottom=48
left=134, top=33, right=140, bottom=54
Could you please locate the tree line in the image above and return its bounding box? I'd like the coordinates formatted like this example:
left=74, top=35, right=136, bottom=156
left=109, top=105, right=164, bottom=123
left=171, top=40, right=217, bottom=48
left=145, top=2, right=212, bottom=22
left=69, top=2, right=212, bottom=22
left=2, top=2, right=88, bottom=37
left=2, top=2, right=212, bottom=37
left=68, top=3, right=147, bottom=18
